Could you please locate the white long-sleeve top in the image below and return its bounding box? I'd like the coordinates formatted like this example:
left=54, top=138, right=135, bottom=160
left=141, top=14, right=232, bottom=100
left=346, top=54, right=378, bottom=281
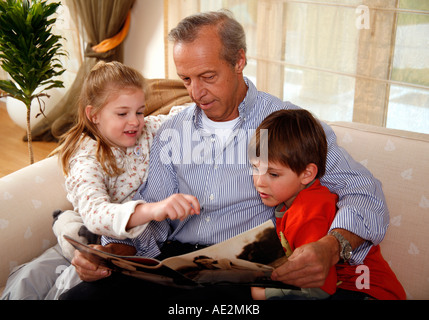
left=65, top=106, right=187, bottom=239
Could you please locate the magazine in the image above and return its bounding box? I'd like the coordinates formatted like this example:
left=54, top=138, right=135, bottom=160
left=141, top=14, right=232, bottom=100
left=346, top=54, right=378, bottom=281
left=64, top=220, right=293, bottom=289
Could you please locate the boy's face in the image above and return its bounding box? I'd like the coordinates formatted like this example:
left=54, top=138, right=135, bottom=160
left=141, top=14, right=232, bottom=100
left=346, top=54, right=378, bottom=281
left=251, top=160, right=307, bottom=208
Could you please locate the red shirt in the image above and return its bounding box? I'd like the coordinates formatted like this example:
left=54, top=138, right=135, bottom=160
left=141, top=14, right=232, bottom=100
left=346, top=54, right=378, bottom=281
left=336, top=245, right=406, bottom=299
left=275, top=180, right=338, bottom=295
left=275, top=179, right=405, bottom=299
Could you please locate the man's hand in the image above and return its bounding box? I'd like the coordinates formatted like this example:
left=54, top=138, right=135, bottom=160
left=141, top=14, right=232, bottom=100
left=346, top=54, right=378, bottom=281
left=71, top=243, right=136, bottom=282
left=271, top=235, right=339, bottom=288
left=271, top=229, right=364, bottom=288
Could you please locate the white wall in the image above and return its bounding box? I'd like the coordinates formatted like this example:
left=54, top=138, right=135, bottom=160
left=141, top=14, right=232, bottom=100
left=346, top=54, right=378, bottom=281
left=123, top=0, right=165, bottom=79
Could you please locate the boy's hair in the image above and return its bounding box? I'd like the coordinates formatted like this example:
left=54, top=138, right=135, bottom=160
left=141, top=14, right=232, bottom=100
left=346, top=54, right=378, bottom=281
left=249, top=109, right=327, bottom=179
left=54, top=61, right=147, bottom=177
left=168, top=9, right=247, bottom=68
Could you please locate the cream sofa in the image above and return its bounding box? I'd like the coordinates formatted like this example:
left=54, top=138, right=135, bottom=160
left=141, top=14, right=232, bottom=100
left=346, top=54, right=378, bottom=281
left=1, top=83, right=428, bottom=299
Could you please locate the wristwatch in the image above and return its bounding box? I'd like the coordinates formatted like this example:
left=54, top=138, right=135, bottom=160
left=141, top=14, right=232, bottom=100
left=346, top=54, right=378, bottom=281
left=329, top=230, right=352, bottom=263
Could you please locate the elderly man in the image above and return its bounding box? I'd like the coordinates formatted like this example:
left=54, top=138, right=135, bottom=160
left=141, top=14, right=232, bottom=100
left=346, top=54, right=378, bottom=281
left=62, top=10, right=388, bottom=300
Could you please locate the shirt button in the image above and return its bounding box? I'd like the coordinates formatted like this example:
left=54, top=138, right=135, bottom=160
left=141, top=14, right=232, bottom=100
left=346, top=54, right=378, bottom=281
left=209, top=194, right=214, bottom=201
left=205, top=217, right=211, bottom=222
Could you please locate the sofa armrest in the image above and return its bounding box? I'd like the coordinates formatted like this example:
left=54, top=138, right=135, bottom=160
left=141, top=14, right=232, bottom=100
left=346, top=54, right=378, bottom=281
left=0, top=156, right=72, bottom=287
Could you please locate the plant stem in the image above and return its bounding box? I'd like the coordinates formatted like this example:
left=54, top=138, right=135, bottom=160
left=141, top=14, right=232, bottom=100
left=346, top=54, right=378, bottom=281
left=26, top=107, right=34, bottom=164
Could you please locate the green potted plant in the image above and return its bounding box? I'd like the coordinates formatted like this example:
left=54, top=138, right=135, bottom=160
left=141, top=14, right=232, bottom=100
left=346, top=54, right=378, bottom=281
left=0, top=0, right=66, bottom=164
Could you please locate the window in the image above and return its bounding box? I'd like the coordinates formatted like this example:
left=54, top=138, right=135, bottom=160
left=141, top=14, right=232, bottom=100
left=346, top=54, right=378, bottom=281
left=165, top=0, right=429, bottom=134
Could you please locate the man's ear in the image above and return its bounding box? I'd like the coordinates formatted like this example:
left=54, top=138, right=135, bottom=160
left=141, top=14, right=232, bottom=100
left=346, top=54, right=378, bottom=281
left=85, top=105, right=98, bottom=124
left=234, top=48, right=246, bottom=73
left=301, top=163, right=318, bottom=185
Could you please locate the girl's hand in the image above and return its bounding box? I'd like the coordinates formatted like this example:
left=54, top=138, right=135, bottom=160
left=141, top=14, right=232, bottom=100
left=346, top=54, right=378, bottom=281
left=147, top=193, right=200, bottom=222
left=128, top=194, right=200, bottom=228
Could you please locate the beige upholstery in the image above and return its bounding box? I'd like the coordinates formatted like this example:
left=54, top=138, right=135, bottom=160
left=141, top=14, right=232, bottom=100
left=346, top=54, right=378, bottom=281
left=329, top=121, right=429, bottom=300
left=0, top=156, right=73, bottom=291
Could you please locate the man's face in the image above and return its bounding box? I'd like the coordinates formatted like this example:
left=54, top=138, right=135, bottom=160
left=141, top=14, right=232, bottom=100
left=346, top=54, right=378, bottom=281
left=173, top=26, right=247, bottom=122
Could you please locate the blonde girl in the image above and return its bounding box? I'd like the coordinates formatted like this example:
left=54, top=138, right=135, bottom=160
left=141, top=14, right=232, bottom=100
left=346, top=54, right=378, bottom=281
left=53, top=61, right=199, bottom=260
left=0, top=61, right=198, bottom=300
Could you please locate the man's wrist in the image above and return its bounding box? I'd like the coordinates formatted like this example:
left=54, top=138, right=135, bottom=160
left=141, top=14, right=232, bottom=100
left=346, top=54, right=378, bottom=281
left=330, top=228, right=365, bottom=250
left=320, top=235, right=341, bottom=266
left=328, top=230, right=353, bottom=263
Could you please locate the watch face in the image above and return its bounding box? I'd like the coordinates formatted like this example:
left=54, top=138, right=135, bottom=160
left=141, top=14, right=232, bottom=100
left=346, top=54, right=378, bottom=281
left=343, top=244, right=352, bottom=260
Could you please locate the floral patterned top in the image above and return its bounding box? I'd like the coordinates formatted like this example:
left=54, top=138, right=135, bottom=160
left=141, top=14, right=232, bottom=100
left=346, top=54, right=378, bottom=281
left=65, top=105, right=187, bottom=239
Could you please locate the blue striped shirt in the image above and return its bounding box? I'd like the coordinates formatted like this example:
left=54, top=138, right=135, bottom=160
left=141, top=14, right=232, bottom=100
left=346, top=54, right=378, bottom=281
left=102, top=78, right=389, bottom=265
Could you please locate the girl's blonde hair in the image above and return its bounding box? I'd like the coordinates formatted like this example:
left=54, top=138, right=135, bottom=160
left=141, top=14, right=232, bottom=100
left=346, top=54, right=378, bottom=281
left=54, top=61, right=147, bottom=177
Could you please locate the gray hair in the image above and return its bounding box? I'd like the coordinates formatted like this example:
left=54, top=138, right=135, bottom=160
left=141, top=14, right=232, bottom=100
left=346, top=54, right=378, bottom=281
left=168, top=9, right=247, bottom=67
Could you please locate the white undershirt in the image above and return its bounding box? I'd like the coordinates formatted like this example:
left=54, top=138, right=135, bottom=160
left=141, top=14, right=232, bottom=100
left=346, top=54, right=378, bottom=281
left=201, top=111, right=239, bottom=147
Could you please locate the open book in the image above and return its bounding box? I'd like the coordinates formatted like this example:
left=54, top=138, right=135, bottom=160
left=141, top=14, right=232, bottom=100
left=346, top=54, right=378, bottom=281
left=64, top=220, right=292, bottom=289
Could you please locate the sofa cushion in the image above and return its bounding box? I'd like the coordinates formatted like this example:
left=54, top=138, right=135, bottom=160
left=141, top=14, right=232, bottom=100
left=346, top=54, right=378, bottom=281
left=145, top=79, right=192, bottom=116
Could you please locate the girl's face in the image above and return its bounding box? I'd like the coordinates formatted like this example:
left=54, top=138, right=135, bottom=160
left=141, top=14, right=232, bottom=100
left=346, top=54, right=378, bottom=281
left=88, top=88, right=146, bottom=152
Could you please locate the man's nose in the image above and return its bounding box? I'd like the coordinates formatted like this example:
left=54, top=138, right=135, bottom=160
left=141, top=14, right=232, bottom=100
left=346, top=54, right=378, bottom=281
left=190, top=80, right=206, bottom=101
